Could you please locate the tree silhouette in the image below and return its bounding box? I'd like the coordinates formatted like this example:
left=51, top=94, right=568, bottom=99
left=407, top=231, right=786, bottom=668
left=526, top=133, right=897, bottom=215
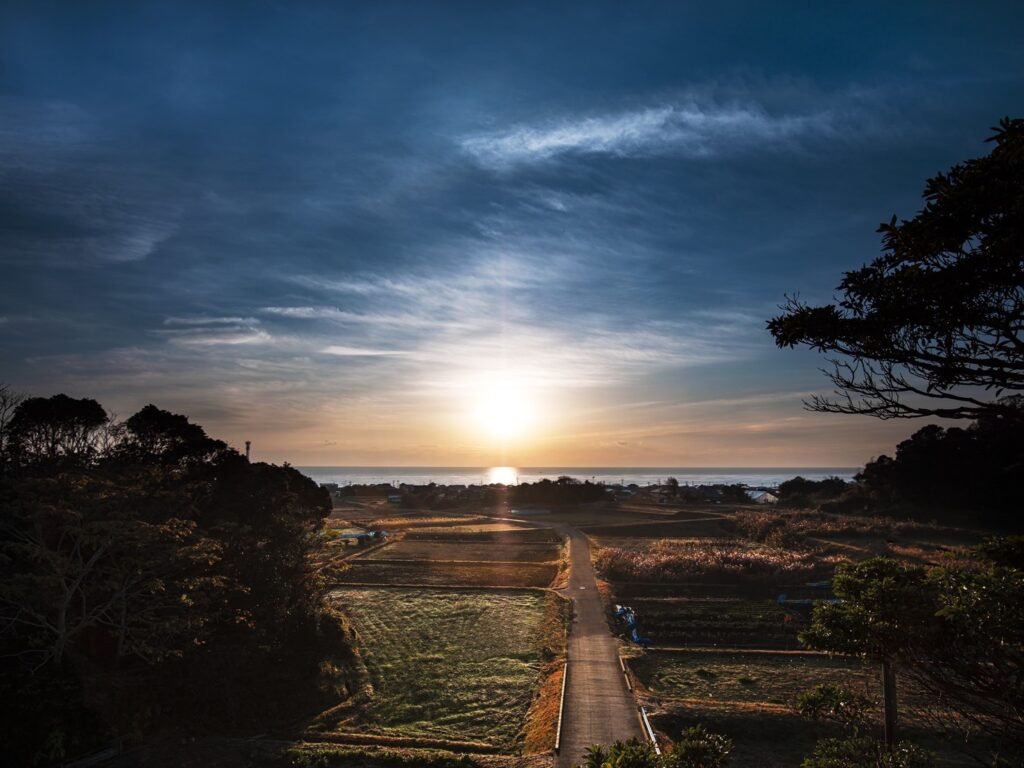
left=769, top=118, right=1024, bottom=421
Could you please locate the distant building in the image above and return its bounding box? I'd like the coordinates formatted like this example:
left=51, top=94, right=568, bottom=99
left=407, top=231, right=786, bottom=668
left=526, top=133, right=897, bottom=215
left=387, top=494, right=402, bottom=504
left=749, top=490, right=778, bottom=504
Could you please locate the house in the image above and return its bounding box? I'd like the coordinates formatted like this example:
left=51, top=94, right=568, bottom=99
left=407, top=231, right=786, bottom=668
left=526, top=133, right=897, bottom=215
left=749, top=490, right=778, bottom=504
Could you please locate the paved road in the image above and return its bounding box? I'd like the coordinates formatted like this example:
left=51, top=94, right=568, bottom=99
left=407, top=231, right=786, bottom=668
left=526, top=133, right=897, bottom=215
left=556, top=527, right=644, bottom=767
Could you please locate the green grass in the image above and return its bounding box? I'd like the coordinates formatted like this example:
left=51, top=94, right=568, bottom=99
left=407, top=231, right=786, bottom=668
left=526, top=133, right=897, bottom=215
left=329, top=587, right=561, bottom=749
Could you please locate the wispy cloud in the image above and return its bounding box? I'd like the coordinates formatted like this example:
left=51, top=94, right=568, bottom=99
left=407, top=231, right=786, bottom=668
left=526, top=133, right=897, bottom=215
left=321, top=345, right=406, bottom=357
left=461, top=101, right=837, bottom=166
left=159, top=316, right=271, bottom=346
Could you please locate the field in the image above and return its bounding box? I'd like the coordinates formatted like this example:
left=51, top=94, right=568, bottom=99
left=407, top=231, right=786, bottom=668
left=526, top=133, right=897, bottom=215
left=322, top=587, right=566, bottom=751
left=621, top=597, right=807, bottom=648
left=588, top=502, right=990, bottom=766
left=629, top=649, right=972, bottom=767
left=338, top=559, right=558, bottom=588
left=363, top=539, right=560, bottom=563
left=629, top=650, right=873, bottom=706
left=340, top=527, right=564, bottom=588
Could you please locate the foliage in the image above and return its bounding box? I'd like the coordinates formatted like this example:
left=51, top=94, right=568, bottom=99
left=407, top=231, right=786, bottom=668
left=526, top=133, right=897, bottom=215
left=576, top=731, right=731, bottom=768
left=797, top=684, right=872, bottom=730
left=802, top=553, right=1024, bottom=754
left=973, top=535, right=1024, bottom=568
left=800, top=736, right=934, bottom=768
left=666, top=725, right=733, bottom=768
left=284, top=745, right=481, bottom=768
left=800, top=558, right=936, bottom=658
left=0, top=393, right=336, bottom=763
left=510, top=476, right=610, bottom=505
left=777, top=476, right=850, bottom=508
left=769, top=117, right=1024, bottom=421
left=856, top=415, right=1024, bottom=517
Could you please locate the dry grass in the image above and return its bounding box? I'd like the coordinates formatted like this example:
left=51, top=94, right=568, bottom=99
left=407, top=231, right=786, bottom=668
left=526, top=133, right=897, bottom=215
left=594, top=540, right=847, bottom=584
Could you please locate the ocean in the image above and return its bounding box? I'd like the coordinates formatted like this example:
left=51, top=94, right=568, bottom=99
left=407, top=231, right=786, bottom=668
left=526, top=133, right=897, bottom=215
left=298, top=466, right=857, bottom=489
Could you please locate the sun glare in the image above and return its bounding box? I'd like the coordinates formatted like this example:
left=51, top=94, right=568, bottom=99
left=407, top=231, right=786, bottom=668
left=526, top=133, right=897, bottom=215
left=488, top=466, right=518, bottom=485
left=474, top=385, right=534, bottom=440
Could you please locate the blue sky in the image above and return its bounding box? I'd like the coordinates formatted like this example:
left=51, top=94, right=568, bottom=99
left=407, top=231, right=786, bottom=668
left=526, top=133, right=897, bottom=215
left=2, top=2, right=1022, bottom=466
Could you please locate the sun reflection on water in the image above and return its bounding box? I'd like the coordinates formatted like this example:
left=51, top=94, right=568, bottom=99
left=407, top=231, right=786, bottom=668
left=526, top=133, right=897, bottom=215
left=487, top=466, right=519, bottom=485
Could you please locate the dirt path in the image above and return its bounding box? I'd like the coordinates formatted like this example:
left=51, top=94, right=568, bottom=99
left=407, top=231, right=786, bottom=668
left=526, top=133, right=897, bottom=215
left=555, top=527, right=644, bottom=767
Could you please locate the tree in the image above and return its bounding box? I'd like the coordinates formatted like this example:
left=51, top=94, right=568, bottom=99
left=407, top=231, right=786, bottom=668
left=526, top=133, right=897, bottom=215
left=0, top=384, right=25, bottom=471
left=0, top=396, right=338, bottom=762
left=768, top=118, right=1024, bottom=422
left=802, top=555, right=1024, bottom=759
left=801, top=559, right=938, bottom=747
left=7, top=395, right=109, bottom=468
left=855, top=414, right=1023, bottom=517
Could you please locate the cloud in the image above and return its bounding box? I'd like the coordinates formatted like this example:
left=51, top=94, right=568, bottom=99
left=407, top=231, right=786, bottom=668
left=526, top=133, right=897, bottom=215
left=460, top=101, right=837, bottom=166
left=321, top=345, right=406, bottom=357
left=159, top=316, right=271, bottom=346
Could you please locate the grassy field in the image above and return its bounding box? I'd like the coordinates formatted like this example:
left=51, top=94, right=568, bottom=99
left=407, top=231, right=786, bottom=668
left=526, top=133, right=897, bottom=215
left=325, top=587, right=566, bottom=750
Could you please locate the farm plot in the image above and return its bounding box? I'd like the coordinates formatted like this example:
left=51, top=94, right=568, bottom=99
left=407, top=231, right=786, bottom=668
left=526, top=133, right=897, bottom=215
left=629, top=649, right=873, bottom=706
left=342, top=527, right=564, bottom=587
left=594, top=538, right=846, bottom=585
left=406, top=528, right=561, bottom=543
left=622, top=597, right=807, bottom=648
left=326, top=587, right=565, bottom=750
left=339, top=559, right=557, bottom=587
left=583, top=517, right=731, bottom=539
left=364, top=539, right=560, bottom=563
left=634, top=650, right=972, bottom=767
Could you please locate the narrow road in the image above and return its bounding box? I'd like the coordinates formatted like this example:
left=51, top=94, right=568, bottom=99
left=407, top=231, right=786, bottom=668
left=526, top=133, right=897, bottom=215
left=556, top=527, right=644, bottom=767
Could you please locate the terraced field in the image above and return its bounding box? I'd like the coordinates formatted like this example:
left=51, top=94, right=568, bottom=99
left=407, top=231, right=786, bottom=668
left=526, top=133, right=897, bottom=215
left=327, top=587, right=566, bottom=750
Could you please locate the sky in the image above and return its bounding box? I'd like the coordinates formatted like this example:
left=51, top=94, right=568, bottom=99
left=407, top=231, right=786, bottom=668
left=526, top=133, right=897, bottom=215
left=1, top=2, right=1023, bottom=467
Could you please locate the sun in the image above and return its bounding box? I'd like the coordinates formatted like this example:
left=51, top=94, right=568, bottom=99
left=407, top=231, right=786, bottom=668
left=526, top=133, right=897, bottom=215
left=474, top=385, right=534, bottom=440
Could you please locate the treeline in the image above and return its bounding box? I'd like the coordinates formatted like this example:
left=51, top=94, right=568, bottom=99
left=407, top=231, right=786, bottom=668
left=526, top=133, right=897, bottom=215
left=0, top=388, right=346, bottom=764
left=774, top=409, right=1023, bottom=523
left=856, top=412, right=1023, bottom=522
left=509, top=476, right=610, bottom=505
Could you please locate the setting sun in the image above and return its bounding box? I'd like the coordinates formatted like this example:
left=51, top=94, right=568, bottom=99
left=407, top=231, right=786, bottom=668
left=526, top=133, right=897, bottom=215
left=473, top=385, right=535, bottom=440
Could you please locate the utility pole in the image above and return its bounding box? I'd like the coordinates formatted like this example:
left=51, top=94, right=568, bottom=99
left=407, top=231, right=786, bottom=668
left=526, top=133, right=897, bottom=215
left=245, top=441, right=251, bottom=461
